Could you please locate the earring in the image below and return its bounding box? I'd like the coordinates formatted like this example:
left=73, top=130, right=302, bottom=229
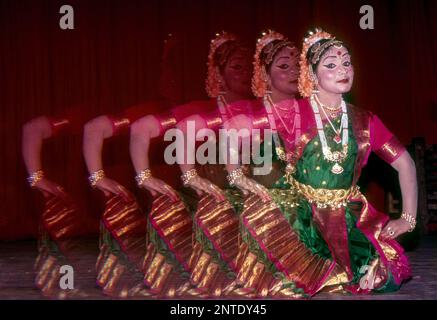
left=310, top=69, right=319, bottom=94
left=263, top=76, right=272, bottom=96
left=312, top=79, right=319, bottom=94
left=216, top=67, right=226, bottom=95
left=218, top=78, right=226, bottom=96
left=264, top=83, right=272, bottom=96
left=261, top=67, right=272, bottom=96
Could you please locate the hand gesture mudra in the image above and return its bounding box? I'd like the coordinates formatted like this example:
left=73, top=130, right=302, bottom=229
left=229, top=172, right=271, bottom=203
left=181, top=169, right=226, bottom=202
left=33, top=177, right=68, bottom=200
left=188, top=176, right=226, bottom=202
left=380, top=218, right=411, bottom=240
left=94, top=177, right=134, bottom=202
left=135, top=169, right=179, bottom=202
left=140, top=177, right=179, bottom=202
left=380, top=211, right=416, bottom=240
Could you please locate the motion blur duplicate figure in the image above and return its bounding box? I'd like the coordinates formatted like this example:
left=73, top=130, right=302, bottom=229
left=22, top=114, right=96, bottom=299
left=223, top=30, right=306, bottom=298
left=132, top=32, right=257, bottom=297
left=83, top=34, right=188, bottom=298
left=84, top=113, right=153, bottom=298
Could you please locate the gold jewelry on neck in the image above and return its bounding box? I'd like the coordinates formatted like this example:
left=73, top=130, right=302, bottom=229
left=314, top=95, right=342, bottom=120
left=310, top=94, right=349, bottom=174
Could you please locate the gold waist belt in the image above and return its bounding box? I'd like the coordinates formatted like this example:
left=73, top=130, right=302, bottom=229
left=286, top=174, right=361, bottom=209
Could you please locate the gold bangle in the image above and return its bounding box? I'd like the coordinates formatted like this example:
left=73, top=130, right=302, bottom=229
left=401, top=211, right=416, bottom=232
left=27, top=170, right=44, bottom=187
left=181, top=169, right=198, bottom=186
left=226, top=167, right=244, bottom=186
left=135, top=169, right=152, bottom=186
left=88, top=169, right=105, bottom=187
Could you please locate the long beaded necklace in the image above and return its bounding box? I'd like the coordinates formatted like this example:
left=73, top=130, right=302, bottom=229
left=263, top=95, right=303, bottom=161
left=309, top=94, right=349, bottom=175
left=268, top=96, right=302, bottom=148
left=314, top=94, right=342, bottom=119
left=263, top=94, right=288, bottom=161
left=268, top=96, right=296, bottom=135
left=314, top=95, right=343, bottom=144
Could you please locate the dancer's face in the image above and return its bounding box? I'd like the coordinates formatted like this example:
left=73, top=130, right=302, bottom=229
left=315, top=46, right=354, bottom=94
left=267, top=46, right=300, bottom=97
left=221, top=49, right=253, bottom=98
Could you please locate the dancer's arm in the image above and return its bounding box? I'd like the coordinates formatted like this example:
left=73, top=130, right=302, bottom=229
left=83, top=115, right=131, bottom=200
left=130, top=114, right=178, bottom=201
left=176, top=114, right=225, bottom=201
left=381, top=151, right=418, bottom=239
left=22, top=116, right=68, bottom=198
left=224, top=114, right=271, bottom=202
left=371, top=115, right=418, bottom=239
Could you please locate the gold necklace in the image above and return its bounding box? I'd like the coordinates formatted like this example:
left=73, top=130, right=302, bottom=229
left=314, top=95, right=342, bottom=119
left=271, top=98, right=297, bottom=136
left=310, top=95, right=349, bottom=175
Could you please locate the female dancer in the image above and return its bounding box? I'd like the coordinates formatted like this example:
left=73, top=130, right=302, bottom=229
left=22, top=115, right=96, bottom=298
left=131, top=32, right=255, bottom=297
left=83, top=111, right=156, bottom=298
left=83, top=34, right=188, bottom=298
left=223, top=30, right=307, bottom=298
left=225, top=28, right=416, bottom=297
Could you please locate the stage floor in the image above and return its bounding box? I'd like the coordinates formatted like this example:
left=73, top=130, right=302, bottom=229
left=1, top=236, right=436, bottom=300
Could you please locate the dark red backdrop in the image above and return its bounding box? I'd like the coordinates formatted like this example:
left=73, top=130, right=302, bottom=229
left=1, top=0, right=436, bottom=240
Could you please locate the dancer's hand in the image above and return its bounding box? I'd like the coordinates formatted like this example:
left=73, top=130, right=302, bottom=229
left=94, top=177, right=133, bottom=202
left=185, top=176, right=226, bottom=202
left=380, top=218, right=411, bottom=240
left=32, top=178, right=68, bottom=199
left=232, top=175, right=271, bottom=202
left=139, top=177, right=179, bottom=202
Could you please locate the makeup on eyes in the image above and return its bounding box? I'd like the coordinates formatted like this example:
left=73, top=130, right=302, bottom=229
left=323, top=63, right=336, bottom=69
left=322, top=56, right=352, bottom=68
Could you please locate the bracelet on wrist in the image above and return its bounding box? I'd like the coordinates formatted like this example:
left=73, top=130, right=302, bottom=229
left=27, top=170, right=44, bottom=187
left=88, top=169, right=105, bottom=187
left=135, top=169, right=152, bottom=186
left=401, top=211, right=416, bottom=233
left=181, top=169, right=198, bottom=186
left=227, top=167, right=244, bottom=186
